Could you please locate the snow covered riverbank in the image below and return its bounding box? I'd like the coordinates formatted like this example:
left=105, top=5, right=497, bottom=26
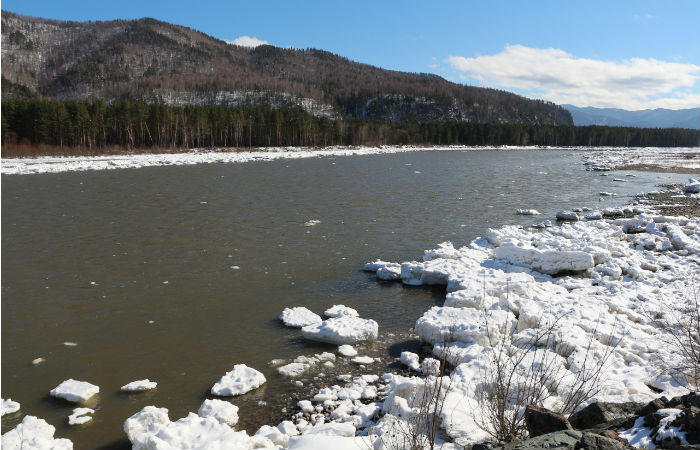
left=2, top=145, right=698, bottom=175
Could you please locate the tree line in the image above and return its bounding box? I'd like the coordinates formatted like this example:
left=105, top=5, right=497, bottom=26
left=2, top=98, right=698, bottom=156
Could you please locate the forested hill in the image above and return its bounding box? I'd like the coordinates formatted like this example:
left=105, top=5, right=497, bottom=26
left=1, top=11, right=572, bottom=126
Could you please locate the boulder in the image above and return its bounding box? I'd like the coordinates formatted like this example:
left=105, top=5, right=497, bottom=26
left=513, top=430, right=582, bottom=450
left=671, top=406, right=700, bottom=444
left=569, top=402, right=643, bottom=429
left=579, top=432, right=631, bottom=450
left=525, top=405, right=573, bottom=437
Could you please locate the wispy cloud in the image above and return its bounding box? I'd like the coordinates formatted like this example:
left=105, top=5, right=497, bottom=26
left=447, top=45, right=700, bottom=110
left=227, top=36, right=269, bottom=48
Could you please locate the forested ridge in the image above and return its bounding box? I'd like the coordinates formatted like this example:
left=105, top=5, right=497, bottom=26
left=1, top=11, right=571, bottom=126
left=2, top=98, right=697, bottom=157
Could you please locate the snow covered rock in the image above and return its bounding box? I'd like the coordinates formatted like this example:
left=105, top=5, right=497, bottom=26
left=2, top=415, right=73, bottom=450
left=121, top=379, right=157, bottom=392
left=68, top=407, right=95, bottom=425
left=324, top=305, right=359, bottom=318
left=302, top=316, right=378, bottom=345
left=50, top=379, right=99, bottom=403
left=280, top=307, right=322, bottom=327
left=1, top=398, right=20, bottom=416
left=211, top=364, right=266, bottom=396
left=198, top=399, right=239, bottom=426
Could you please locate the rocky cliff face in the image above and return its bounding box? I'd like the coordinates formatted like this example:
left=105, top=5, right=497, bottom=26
left=1, top=11, right=573, bottom=126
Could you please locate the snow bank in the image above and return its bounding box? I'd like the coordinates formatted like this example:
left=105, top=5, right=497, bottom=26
left=121, top=379, right=157, bottom=392
left=211, top=364, right=266, bottom=396
left=2, top=415, right=73, bottom=450
left=302, top=316, right=378, bottom=345
left=50, top=379, right=99, bottom=402
left=1, top=398, right=20, bottom=416
left=280, top=307, right=322, bottom=327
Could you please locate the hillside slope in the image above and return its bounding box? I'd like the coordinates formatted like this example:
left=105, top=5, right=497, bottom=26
left=1, top=11, right=572, bottom=125
left=564, top=104, right=699, bottom=129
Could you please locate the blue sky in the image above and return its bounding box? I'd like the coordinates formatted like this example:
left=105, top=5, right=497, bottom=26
left=3, top=0, right=699, bottom=110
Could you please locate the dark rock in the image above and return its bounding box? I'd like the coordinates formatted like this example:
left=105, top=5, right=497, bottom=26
left=512, top=430, right=582, bottom=450
left=669, top=392, right=700, bottom=410
left=579, top=432, right=630, bottom=450
left=569, top=402, right=642, bottom=430
left=636, top=397, right=668, bottom=417
left=672, top=406, right=700, bottom=444
left=526, top=405, right=573, bottom=437
left=472, top=443, right=497, bottom=450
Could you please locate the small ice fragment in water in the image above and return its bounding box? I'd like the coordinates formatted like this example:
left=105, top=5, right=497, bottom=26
left=121, top=379, right=157, bottom=392
left=515, top=209, right=541, bottom=215
left=63, top=342, right=78, bottom=346
left=32, top=357, right=46, bottom=365
left=230, top=265, right=240, bottom=270
left=351, top=356, right=375, bottom=365
left=1, top=399, right=20, bottom=416
left=68, top=407, right=95, bottom=425
left=338, top=345, right=358, bottom=357
left=50, top=379, right=99, bottom=402
left=211, top=364, right=266, bottom=396
left=304, top=220, right=321, bottom=227
left=280, top=307, right=322, bottom=327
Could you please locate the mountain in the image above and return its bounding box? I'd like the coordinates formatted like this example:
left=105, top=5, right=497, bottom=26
left=564, top=105, right=699, bottom=129
left=1, top=11, right=572, bottom=126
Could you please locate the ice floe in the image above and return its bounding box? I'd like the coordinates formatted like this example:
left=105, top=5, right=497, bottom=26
left=515, top=209, right=541, bottom=215
left=211, top=364, right=266, bottom=396
left=50, top=379, right=99, bottom=403
left=121, top=379, right=158, bottom=392
left=198, top=399, right=239, bottom=426
left=1, top=398, right=20, bottom=416
left=302, top=316, right=378, bottom=345
left=2, top=415, right=73, bottom=450
left=280, top=307, right=323, bottom=327
left=68, top=407, right=95, bottom=425
left=338, top=344, right=358, bottom=357
left=324, top=304, right=359, bottom=318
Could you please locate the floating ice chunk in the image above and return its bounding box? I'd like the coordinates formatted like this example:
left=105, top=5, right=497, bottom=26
left=1, top=399, right=20, bottom=416
left=68, top=407, right=95, bottom=425
left=599, top=192, right=616, bottom=196
left=124, top=406, right=170, bottom=442
left=2, top=415, right=73, bottom=450
left=338, top=345, right=358, bottom=357
left=556, top=210, right=580, bottom=221
left=121, top=379, right=157, bottom=392
left=32, top=357, right=46, bottom=365
left=211, top=364, right=266, bottom=396
left=304, top=220, right=321, bottom=227
left=315, top=352, right=336, bottom=361
left=400, top=352, right=420, bottom=371
left=198, top=399, right=239, bottom=426
left=324, top=305, right=359, bottom=318
left=297, top=400, right=314, bottom=413
left=278, top=362, right=312, bottom=377
left=280, top=307, right=322, bottom=327
left=302, top=317, right=378, bottom=345
left=63, top=342, right=78, bottom=346
left=683, top=179, right=700, bottom=193
left=351, top=356, right=375, bottom=365
left=303, top=422, right=356, bottom=437
left=516, top=209, right=541, bottom=215
left=495, top=242, right=594, bottom=274
left=50, top=379, right=99, bottom=403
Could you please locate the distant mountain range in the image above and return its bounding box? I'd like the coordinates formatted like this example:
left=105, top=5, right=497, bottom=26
left=564, top=105, right=699, bottom=130
left=0, top=11, right=572, bottom=126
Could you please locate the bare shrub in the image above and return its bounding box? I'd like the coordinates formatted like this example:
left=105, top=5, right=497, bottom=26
left=472, top=307, right=622, bottom=441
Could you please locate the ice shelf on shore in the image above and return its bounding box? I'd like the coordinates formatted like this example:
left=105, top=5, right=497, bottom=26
left=1, top=398, right=20, bottom=416
left=363, top=207, right=700, bottom=445
left=121, top=379, right=158, bottom=392
left=211, top=364, right=266, bottom=396
left=280, top=307, right=323, bottom=327
left=2, top=415, right=74, bottom=450
left=50, top=379, right=99, bottom=403
left=301, top=316, right=378, bottom=345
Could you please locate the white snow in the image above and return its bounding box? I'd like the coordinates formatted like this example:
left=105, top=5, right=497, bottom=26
left=683, top=178, right=700, bottom=193
left=556, top=210, right=580, bottom=221
left=68, top=407, right=95, bottom=425
left=351, top=356, right=375, bottom=365
left=400, top=352, right=420, bottom=371
left=211, top=364, right=266, bottom=396
left=1, top=398, right=20, bottom=416
left=337, top=344, right=358, bottom=357
left=324, top=304, right=359, bottom=318
left=280, top=307, right=322, bottom=327
left=620, top=409, right=689, bottom=448
left=301, top=316, right=378, bottom=345
left=121, top=379, right=157, bottom=392
left=2, top=415, right=73, bottom=450
left=198, top=399, right=239, bottom=426
left=50, top=379, right=99, bottom=403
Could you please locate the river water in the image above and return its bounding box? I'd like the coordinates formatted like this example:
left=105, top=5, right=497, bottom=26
left=1, top=149, right=690, bottom=449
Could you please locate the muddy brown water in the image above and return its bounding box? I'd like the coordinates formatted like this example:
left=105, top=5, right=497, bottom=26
left=1, top=149, right=691, bottom=449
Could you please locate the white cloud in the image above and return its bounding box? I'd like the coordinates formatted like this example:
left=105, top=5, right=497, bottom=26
left=227, top=36, right=269, bottom=48
left=447, top=45, right=700, bottom=110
